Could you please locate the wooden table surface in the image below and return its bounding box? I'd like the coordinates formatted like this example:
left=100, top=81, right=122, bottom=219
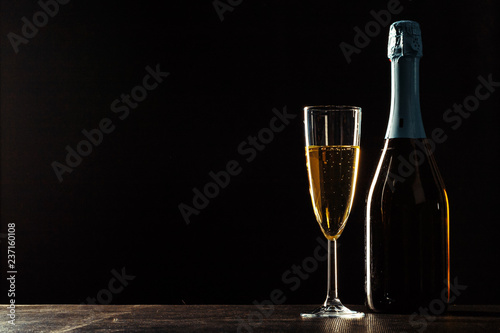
left=4, top=304, right=500, bottom=332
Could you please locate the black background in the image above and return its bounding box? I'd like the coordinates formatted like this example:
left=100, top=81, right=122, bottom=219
left=1, top=0, right=499, bottom=306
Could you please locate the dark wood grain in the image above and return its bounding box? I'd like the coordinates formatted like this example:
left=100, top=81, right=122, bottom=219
left=5, top=304, right=500, bottom=332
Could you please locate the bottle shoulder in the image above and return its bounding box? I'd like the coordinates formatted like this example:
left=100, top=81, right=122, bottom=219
left=369, top=138, right=447, bottom=199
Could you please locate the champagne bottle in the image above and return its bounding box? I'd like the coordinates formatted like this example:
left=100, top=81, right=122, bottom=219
left=365, top=20, right=450, bottom=313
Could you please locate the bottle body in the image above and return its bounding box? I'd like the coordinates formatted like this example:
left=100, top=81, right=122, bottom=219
left=365, top=138, right=449, bottom=312
left=365, top=20, right=450, bottom=313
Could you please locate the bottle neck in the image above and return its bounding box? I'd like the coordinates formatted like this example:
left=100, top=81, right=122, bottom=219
left=385, top=57, right=426, bottom=139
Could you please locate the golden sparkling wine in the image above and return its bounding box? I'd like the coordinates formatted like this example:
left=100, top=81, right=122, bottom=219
left=306, top=145, right=360, bottom=240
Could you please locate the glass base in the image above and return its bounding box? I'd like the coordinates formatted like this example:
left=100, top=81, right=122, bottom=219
left=301, top=298, right=364, bottom=318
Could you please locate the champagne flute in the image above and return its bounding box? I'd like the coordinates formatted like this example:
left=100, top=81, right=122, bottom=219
left=301, top=105, right=363, bottom=318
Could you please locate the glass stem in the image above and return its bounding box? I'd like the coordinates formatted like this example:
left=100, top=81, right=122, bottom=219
left=325, top=239, right=339, bottom=305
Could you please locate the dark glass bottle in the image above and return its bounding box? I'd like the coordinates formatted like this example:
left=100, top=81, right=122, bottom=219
left=365, top=20, right=450, bottom=313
